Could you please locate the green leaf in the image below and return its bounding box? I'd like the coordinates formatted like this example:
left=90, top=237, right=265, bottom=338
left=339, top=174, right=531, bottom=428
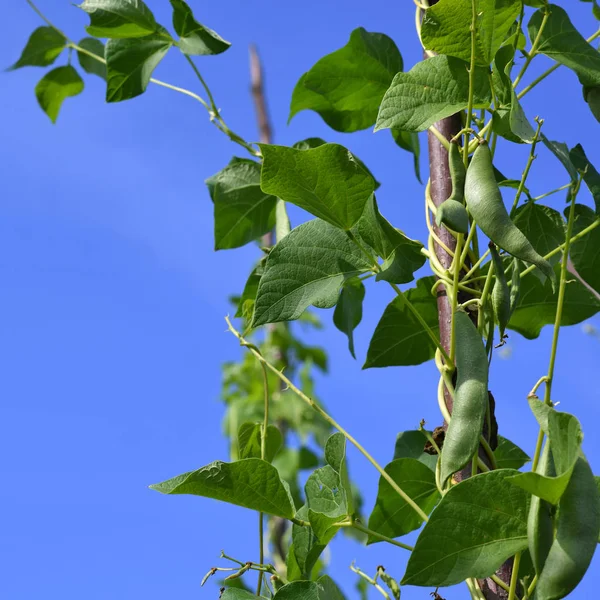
left=584, top=84, right=600, bottom=123
left=287, top=505, right=326, bottom=581
left=508, top=410, right=583, bottom=504
left=76, top=38, right=107, bottom=80
left=35, top=66, right=84, bottom=124
left=353, top=195, right=426, bottom=284
left=206, top=158, right=277, bottom=250
left=494, top=436, right=531, bottom=470
left=513, top=203, right=565, bottom=279
left=493, top=86, right=536, bottom=144
left=252, top=219, right=372, bottom=327
left=237, top=422, right=283, bottom=463
left=528, top=4, right=600, bottom=86
left=273, top=579, right=340, bottom=600
left=569, top=204, right=600, bottom=295
left=259, top=143, right=375, bottom=230
left=570, top=144, right=600, bottom=214
left=392, top=130, right=421, bottom=183
left=289, top=27, right=403, bottom=132
left=234, top=261, right=264, bottom=320
left=105, top=35, right=171, bottom=102
left=364, top=277, right=439, bottom=368
left=305, top=433, right=353, bottom=543
left=393, top=430, right=438, bottom=472
left=507, top=263, right=600, bottom=339
left=149, top=458, right=295, bottom=519
left=170, top=0, right=230, bottom=55
left=333, top=278, right=365, bottom=359
left=402, top=469, right=529, bottom=587
left=292, top=137, right=380, bottom=190
left=9, top=27, right=66, bottom=70
left=375, top=55, right=490, bottom=132
left=79, top=0, right=159, bottom=38
left=421, top=0, right=521, bottom=66
left=221, top=590, right=263, bottom=600
left=542, top=135, right=578, bottom=183
left=367, top=458, right=439, bottom=544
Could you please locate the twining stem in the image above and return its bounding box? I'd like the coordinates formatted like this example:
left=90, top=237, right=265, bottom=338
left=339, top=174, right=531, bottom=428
left=491, top=574, right=511, bottom=594
left=25, top=0, right=260, bottom=158
left=507, top=552, right=522, bottom=600
left=449, top=233, right=463, bottom=363
left=340, top=520, right=414, bottom=551
left=517, top=29, right=600, bottom=99
left=463, top=0, right=478, bottom=164
left=257, top=359, right=270, bottom=596
left=510, top=118, right=544, bottom=216
left=350, top=564, right=391, bottom=600
left=531, top=177, right=582, bottom=470
left=512, top=7, right=550, bottom=89
left=543, top=179, right=582, bottom=406
left=225, top=317, right=430, bottom=523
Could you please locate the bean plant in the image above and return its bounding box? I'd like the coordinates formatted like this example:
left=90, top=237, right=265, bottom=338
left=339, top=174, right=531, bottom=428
left=10, top=0, right=600, bottom=599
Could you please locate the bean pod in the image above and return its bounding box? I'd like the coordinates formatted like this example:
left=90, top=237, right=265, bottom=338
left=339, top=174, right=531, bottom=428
left=489, top=243, right=511, bottom=341
left=465, top=142, right=555, bottom=286
left=535, top=457, right=600, bottom=600
left=527, top=440, right=556, bottom=576
left=436, top=142, right=469, bottom=234
left=440, top=311, right=489, bottom=485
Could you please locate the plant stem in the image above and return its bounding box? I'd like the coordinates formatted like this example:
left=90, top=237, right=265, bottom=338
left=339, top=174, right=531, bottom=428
left=226, top=318, right=430, bottom=522
left=257, top=359, right=269, bottom=596
left=508, top=552, right=522, bottom=600
left=531, top=183, right=572, bottom=203
left=510, top=118, right=544, bottom=216
left=350, top=564, right=391, bottom=600
left=463, top=0, right=478, bottom=164
left=517, top=29, right=600, bottom=99
left=491, top=574, right=511, bottom=594
left=389, top=281, right=451, bottom=364
left=449, top=233, right=463, bottom=363
left=512, top=8, right=550, bottom=89
left=341, top=521, right=414, bottom=551
left=543, top=178, right=582, bottom=407
left=25, top=0, right=68, bottom=38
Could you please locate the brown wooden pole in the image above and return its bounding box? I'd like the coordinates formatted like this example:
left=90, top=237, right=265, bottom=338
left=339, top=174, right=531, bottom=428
left=424, top=3, right=510, bottom=597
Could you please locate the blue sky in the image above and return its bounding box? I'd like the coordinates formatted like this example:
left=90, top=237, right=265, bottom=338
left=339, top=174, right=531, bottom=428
left=1, top=1, right=599, bottom=598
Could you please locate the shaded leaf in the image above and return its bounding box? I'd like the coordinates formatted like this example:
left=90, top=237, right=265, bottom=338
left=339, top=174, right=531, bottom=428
left=206, top=157, right=277, bottom=250
left=35, top=66, right=84, bottom=123
left=333, top=278, right=365, bottom=359
left=529, top=4, right=600, bottom=86
left=508, top=263, right=600, bottom=339
left=287, top=505, right=325, bottom=581
left=150, top=458, right=295, bottom=519
left=402, top=470, right=529, bottom=586
left=77, top=37, right=107, bottom=79
left=367, top=458, right=439, bottom=543
left=391, top=130, right=421, bottom=183
left=105, top=35, right=171, bottom=102
left=237, top=422, right=283, bottom=463
left=289, top=28, right=403, bottom=132
left=259, top=143, right=375, bottom=230
left=252, top=219, right=372, bottom=327
left=79, top=0, right=159, bottom=38
left=569, top=144, right=600, bottom=214
left=354, top=195, right=426, bottom=284
left=375, top=55, right=490, bottom=132
left=494, top=435, right=531, bottom=470
left=364, top=277, right=439, bottom=368
left=542, top=135, right=578, bottom=182
left=221, top=590, right=263, bottom=600
left=9, top=27, right=66, bottom=70
left=170, top=0, right=230, bottom=55
left=393, top=430, right=438, bottom=472
left=569, top=204, right=600, bottom=295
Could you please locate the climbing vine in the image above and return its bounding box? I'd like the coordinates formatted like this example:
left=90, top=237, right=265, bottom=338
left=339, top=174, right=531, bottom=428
left=10, top=1, right=600, bottom=599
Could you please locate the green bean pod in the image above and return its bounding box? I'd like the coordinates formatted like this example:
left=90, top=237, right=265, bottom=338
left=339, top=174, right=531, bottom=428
left=509, top=257, right=521, bottom=315
left=527, top=440, right=556, bottom=576
left=435, top=142, right=469, bottom=234
left=435, top=199, right=469, bottom=234
left=535, top=456, right=600, bottom=600
left=489, top=243, right=510, bottom=340
left=465, top=143, right=556, bottom=286
left=440, top=311, right=489, bottom=485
